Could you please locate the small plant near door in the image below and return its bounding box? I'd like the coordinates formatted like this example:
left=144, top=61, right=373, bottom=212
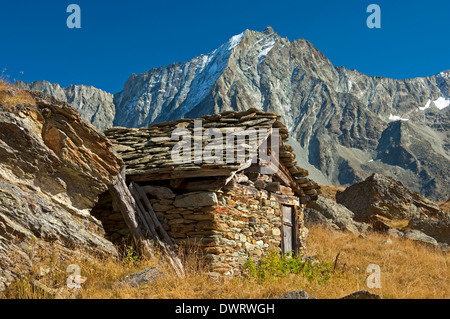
left=122, top=246, right=141, bottom=266
left=244, top=250, right=333, bottom=284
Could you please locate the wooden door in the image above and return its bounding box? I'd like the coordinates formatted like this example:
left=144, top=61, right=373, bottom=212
left=282, top=205, right=293, bottom=254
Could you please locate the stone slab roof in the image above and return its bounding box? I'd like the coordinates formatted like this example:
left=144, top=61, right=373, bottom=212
left=104, top=108, right=320, bottom=202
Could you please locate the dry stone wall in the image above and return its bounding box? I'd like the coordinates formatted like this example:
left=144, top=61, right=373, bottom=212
left=91, top=181, right=306, bottom=275
left=149, top=184, right=304, bottom=275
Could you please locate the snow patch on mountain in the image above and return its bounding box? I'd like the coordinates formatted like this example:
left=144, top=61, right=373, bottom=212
left=389, top=114, right=409, bottom=121
left=419, top=100, right=432, bottom=111
left=433, top=97, right=450, bottom=110
left=418, top=97, right=449, bottom=111
left=228, top=32, right=244, bottom=50
left=258, top=38, right=276, bottom=64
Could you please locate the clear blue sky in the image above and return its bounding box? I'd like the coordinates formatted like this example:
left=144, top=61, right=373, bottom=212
left=1, top=0, right=449, bottom=93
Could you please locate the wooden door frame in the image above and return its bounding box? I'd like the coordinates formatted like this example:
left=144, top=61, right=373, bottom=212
left=280, top=204, right=300, bottom=256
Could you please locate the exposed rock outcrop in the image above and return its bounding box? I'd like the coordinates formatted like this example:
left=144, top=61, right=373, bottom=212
left=404, top=230, right=439, bottom=247
left=407, top=217, right=449, bottom=245
left=118, top=266, right=165, bottom=287
left=340, top=290, right=382, bottom=299
left=336, top=173, right=442, bottom=222
left=0, top=88, right=122, bottom=292
left=277, top=290, right=315, bottom=299
left=15, top=80, right=115, bottom=131
left=305, top=195, right=370, bottom=236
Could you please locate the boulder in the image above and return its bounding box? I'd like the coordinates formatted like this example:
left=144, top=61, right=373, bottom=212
left=336, top=173, right=442, bottom=222
left=0, top=89, right=122, bottom=292
left=407, top=217, right=449, bottom=245
left=341, top=290, right=382, bottom=299
left=368, top=214, right=393, bottom=233
left=404, top=230, right=438, bottom=247
left=277, top=290, right=315, bottom=299
left=305, top=195, right=369, bottom=236
left=119, top=266, right=164, bottom=287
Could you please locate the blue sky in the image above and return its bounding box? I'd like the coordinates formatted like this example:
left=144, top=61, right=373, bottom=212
left=1, top=0, right=449, bottom=93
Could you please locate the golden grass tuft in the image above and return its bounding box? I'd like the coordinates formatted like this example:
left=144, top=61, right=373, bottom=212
left=2, top=226, right=448, bottom=299
left=0, top=79, right=36, bottom=109
left=318, top=184, right=346, bottom=200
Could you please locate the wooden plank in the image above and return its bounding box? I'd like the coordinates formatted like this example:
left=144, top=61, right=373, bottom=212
left=171, top=177, right=227, bottom=192
left=262, top=161, right=305, bottom=197
left=270, top=193, right=299, bottom=206
left=129, top=182, right=185, bottom=278
left=133, top=182, right=175, bottom=248
left=281, top=205, right=293, bottom=254
left=108, top=167, right=185, bottom=278
left=293, top=205, right=300, bottom=256
left=127, top=168, right=234, bottom=182
left=109, top=168, right=155, bottom=256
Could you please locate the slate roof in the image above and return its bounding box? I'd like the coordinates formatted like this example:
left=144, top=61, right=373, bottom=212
left=104, top=108, right=320, bottom=202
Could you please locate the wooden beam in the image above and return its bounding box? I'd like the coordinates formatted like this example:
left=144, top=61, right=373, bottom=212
left=127, top=168, right=234, bottom=182
left=170, top=177, right=227, bottom=192
left=129, top=182, right=185, bottom=278
left=260, top=160, right=305, bottom=198
left=293, top=205, right=300, bottom=256
left=109, top=167, right=155, bottom=256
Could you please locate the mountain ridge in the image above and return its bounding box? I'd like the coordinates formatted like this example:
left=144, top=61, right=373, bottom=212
left=15, top=27, right=450, bottom=201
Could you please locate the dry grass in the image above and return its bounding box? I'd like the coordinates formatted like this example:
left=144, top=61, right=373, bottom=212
left=318, top=184, right=346, bottom=200
left=0, top=79, right=36, bottom=109
left=439, top=199, right=450, bottom=214
left=3, top=226, right=448, bottom=299
left=305, top=226, right=449, bottom=299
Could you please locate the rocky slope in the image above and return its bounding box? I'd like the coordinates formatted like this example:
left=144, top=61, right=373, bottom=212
left=306, top=174, right=448, bottom=249
left=17, top=27, right=450, bottom=200
left=0, top=86, right=122, bottom=292
left=15, top=80, right=115, bottom=131
left=336, top=173, right=442, bottom=222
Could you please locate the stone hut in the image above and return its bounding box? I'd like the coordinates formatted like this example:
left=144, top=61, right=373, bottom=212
left=99, top=108, right=320, bottom=275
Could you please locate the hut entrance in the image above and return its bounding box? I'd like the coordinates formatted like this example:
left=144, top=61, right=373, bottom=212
left=281, top=205, right=299, bottom=255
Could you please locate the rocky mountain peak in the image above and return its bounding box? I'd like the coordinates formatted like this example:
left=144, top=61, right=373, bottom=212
left=15, top=27, right=450, bottom=201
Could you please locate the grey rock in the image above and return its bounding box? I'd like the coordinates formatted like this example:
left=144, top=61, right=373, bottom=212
left=112, top=28, right=450, bottom=202
left=0, top=90, right=122, bottom=291
left=407, top=217, right=449, bottom=244
left=206, top=271, right=221, bottom=282
left=341, top=290, right=382, bottom=299
left=305, top=195, right=364, bottom=236
left=336, top=173, right=442, bottom=222
left=119, top=266, right=164, bottom=287
left=368, top=214, right=393, bottom=233
left=277, top=290, right=315, bottom=299
left=142, top=185, right=176, bottom=200
left=15, top=80, right=115, bottom=130
left=386, top=228, right=404, bottom=238
left=438, top=243, right=449, bottom=252
left=404, top=230, right=438, bottom=247
left=173, top=192, right=218, bottom=208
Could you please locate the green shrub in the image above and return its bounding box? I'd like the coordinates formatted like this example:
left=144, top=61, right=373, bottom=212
left=244, top=251, right=333, bottom=284
left=122, top=246, right=140, bottom=265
